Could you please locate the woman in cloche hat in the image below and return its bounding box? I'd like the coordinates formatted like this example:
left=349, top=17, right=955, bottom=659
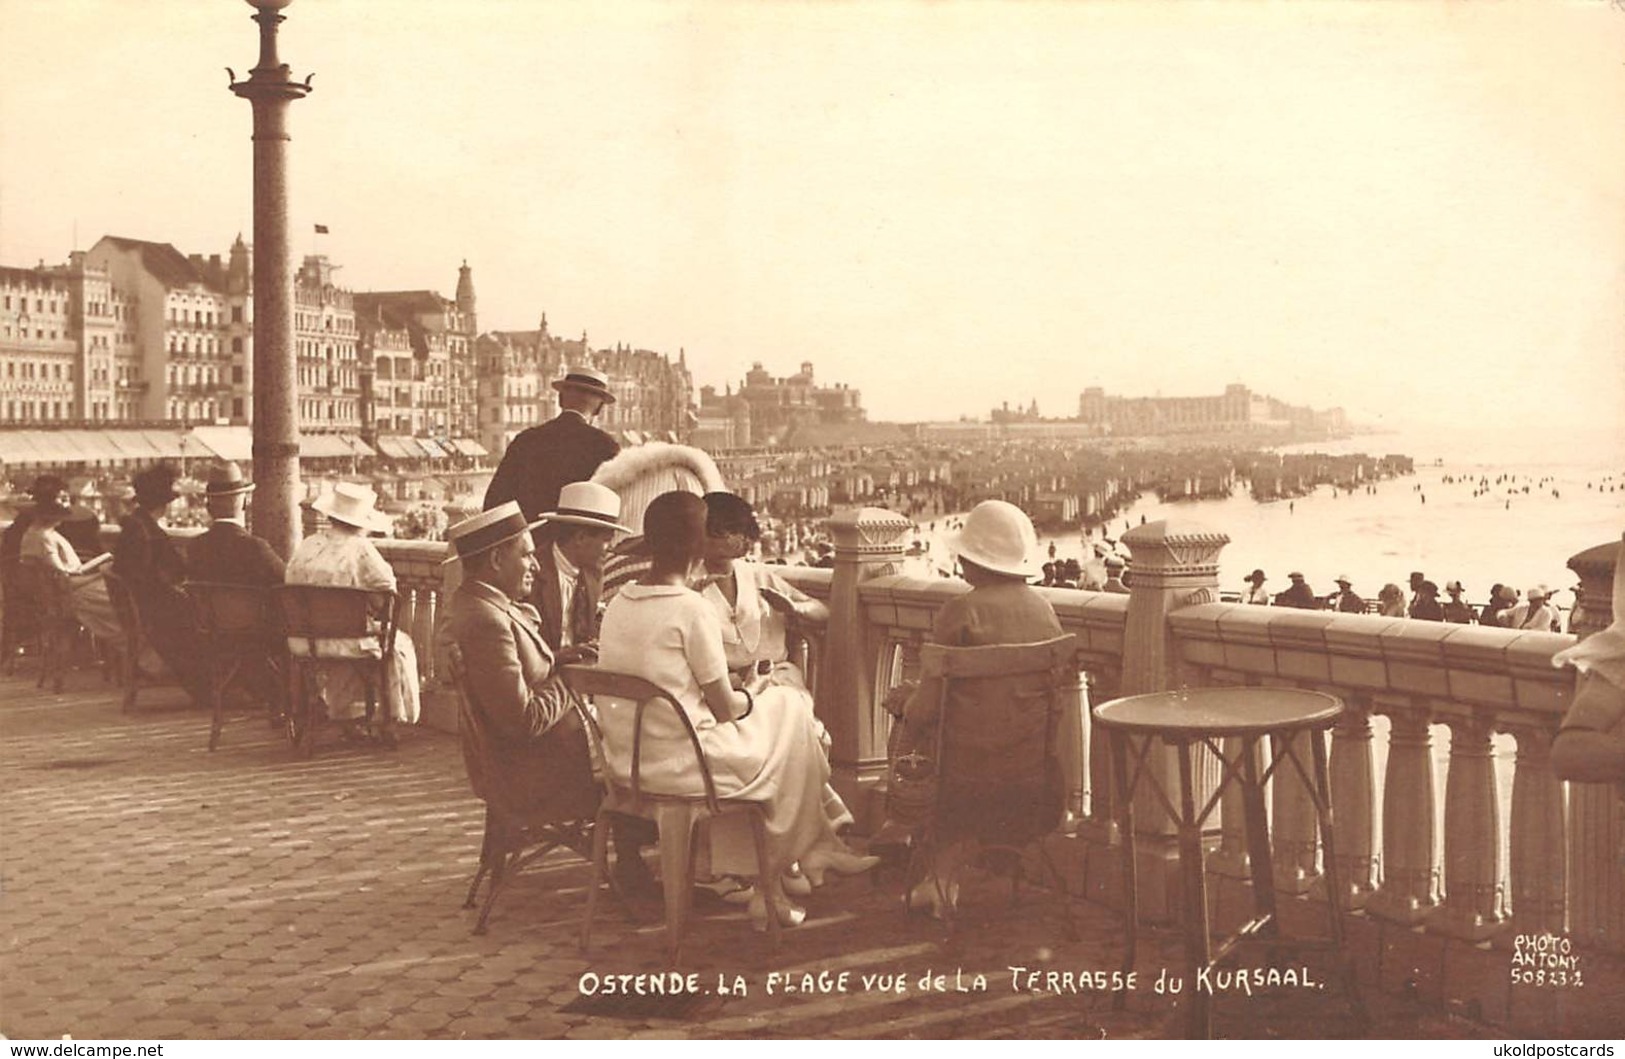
left=881, top=499, right=1065, bottom=919
left=285, top=482, right=419, bottom=741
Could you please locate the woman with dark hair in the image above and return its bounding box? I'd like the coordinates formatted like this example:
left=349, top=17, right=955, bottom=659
left=597, top=491, right=875, bottom=931
left=19, top=498, right=122, bottom=645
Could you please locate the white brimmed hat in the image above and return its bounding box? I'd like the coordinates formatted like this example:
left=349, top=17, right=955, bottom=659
left=312, top=482, right=393, bottom=533
left=442, top=500, right=543, bottom=565
left=536, top=481, right=632, bottom=534
left=552, top=366, right=615, bottom=404
left=950, top=500, right=1037, bottom=579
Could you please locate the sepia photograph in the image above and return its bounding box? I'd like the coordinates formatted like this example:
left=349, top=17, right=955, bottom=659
left=1, top=0, right=1623, bottom=1044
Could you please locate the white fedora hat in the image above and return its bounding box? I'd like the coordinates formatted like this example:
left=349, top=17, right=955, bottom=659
left=441, top=500, right=544, bottom=565
left=312, top=481, right=393, bottom=533
left=951, top=500, right=1037, bottom=579
left=537, top=481, right=632, bottom=534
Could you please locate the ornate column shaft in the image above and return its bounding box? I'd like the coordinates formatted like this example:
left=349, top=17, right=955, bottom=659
left=820, top=506, right=912, bottom=822
left=231, top=2, right=310, bottom=560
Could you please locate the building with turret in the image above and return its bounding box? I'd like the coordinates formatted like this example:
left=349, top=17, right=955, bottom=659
left=700, top=361, right=862, bottom=448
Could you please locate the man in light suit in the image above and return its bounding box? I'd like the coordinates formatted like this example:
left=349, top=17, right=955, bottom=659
left=482, top=366, right=620, bottom=531
left=442, top=502, right=655, bottom=895
left=530, top=481, right=628, bottom=659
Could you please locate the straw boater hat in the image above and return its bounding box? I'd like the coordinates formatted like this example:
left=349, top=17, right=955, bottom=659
left=441, top=501, right=543, bottom=566
left=312, top=481, right=392, bottom=533
left=537, top=481, right=632, bottom=535
left=204, top=463, right=255, bottom=497
left=552, top=366, right=615, bottom=404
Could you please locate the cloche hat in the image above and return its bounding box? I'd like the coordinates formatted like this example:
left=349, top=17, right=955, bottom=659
left=950, top=500, right=1037, bottom=580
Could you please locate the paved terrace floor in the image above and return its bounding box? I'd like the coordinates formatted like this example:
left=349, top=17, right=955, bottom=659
left=1, top=665, right=1490, bottom=1041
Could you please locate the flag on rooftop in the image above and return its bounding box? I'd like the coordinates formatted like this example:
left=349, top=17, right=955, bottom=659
left=314, top=224, right=329, bottom=234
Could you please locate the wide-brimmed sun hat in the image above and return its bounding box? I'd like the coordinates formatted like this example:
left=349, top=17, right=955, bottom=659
left=312, top=482, right=392, bottom=533
left=552, top=366, right=615, bottom=404
left=950, top=500, right=1037, bottom=579
left=441, top=500, right=543, bottom=566
left=536, top=481, right=632, bottom=534
left=1247, top=569, right=1266, bottom=583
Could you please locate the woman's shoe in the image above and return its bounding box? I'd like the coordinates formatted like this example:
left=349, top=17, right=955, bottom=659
left=782, top=865, right=814, bottom=898
left=801, top=848, right=881, bottom=886
left=748, top=891, right=807, bottom=932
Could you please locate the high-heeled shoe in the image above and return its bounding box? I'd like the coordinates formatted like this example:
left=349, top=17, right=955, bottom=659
left=801, top=848, right=880, bottom=886
left=782, top=865, right=814, bottom=898
left=748, top=891, right=807, bottom=932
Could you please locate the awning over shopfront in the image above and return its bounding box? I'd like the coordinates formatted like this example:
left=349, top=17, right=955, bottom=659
left=299, top=433, right=355, bottom=460
left=449, top=438, right=489, bottom=457
left=375, top=435, right=428, bottom=460
left=417, top=438, right=449, bottom=459
left=341, top=434, right=376, bottom=458
left=186, top=425, right=254, bottom=462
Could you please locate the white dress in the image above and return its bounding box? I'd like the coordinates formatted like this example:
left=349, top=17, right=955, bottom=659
left=598, top=582, right=845, bottom=876
left=20, top=526, right=123, bottom=645
left=285, top=528, right=421, bottom=724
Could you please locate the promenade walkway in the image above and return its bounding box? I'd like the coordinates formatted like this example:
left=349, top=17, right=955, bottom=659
left=0, top=666, right=1486, bottom=1041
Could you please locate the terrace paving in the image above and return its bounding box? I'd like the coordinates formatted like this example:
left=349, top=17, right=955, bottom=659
left=0, top=665, right=1491, bottom=1040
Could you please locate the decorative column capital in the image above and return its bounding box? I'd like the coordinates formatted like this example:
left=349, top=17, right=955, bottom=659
left=1567, top=536, right=1620, bottom=640
left=824, top=506, right=912, bottom=567
left=1120, top=518, right=1229, bottom=593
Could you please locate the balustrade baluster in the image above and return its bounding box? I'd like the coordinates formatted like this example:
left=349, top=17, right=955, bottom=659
left=1435, top=711, right=1507, bottom=941
left=397, top=587, right=420, bottom=677
left=1507, top=725, right=1566, bottom=938
left=1271, top=728, right=1321, bottom=894
left=1209, top=735, right=1260, bottom=880
left=413, top=584, right=436, bottom=682
left=1367, top=703, right=1442, bottom=925
left=1327, top=697, right=1378, bottom=910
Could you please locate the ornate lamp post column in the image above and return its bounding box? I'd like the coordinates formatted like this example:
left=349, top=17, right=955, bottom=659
left=230, top=0, right=310, bottom=558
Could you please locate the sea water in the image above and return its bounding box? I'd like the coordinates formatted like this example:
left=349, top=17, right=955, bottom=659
left=916, top=423, right=1624, bottom=613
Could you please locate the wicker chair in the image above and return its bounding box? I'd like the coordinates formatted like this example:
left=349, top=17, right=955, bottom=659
left=276, top=584, right=400, bottom=757
left=186, top=582, right=285, bottom=750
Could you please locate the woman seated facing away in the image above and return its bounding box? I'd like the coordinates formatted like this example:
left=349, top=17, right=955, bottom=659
left=597, top=490, right=876, bottom=932
left=884, top=500, right=1064, bottom=919
left=19, top=498, right=123, bottom=647
left=285, top=483, right=420, bottom=741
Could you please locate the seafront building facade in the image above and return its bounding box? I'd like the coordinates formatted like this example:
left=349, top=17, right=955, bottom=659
left=1078, top=382, right=1346, bottom=436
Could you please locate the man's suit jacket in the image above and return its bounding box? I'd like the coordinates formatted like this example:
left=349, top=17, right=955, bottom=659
left=530, top=543, right=602, bottom=652
left=188, top=521, right=286, bottom=587
left=482, top=410, right=619, bottom=520
left=114, top=509, right=187, bottom=594
left=442, top=578, right=599, bottom=819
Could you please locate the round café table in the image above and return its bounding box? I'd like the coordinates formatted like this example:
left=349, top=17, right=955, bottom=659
left=1092, top=686, right=1364, bottom=1037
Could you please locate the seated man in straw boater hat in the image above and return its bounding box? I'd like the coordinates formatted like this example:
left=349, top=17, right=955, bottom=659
left=286, top=482, right=420, bottom=740
left=529, top=481, right=630, bottom=663
left=441, top=501, right=656, bottom=895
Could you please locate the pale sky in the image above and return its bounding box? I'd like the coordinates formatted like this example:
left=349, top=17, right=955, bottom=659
left=2, top=0, right=1622, bottom=434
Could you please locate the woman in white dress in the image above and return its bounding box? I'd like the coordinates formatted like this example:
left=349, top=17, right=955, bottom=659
left=285, top=483, right=420, bottom=738
left=597, top=491, right=875, bottom=931
left=19, top=499, right=123, bottom=645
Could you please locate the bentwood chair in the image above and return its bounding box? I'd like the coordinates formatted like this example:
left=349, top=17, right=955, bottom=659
left=446, top=643, right=599, bottom=935
left=186, top=582, right=284, bottom=750
left=560, top=663, right=781, bottom=964
left=276, top=584, right=399, bottom=757
left=904, top=633, right=1079, bottom=935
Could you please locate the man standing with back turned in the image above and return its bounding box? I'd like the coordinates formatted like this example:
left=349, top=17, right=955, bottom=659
left=483, top=366, right=620, bottom=525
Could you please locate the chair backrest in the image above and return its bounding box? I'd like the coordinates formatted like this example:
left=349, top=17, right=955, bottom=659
left=919, top=633, right=1079, bottom=838
left=558, top=663, right=722, bottom=812
left=187, top=581, right=281, bottom=638
left=276, top=584, right=398, bottom=658
left=444, top=642, right=490, bottom=801
left=14, top=562, right=72, bottom=621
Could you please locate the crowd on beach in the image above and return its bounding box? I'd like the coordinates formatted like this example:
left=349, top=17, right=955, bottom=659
left=1234, top=568, right=1567, bottom=631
